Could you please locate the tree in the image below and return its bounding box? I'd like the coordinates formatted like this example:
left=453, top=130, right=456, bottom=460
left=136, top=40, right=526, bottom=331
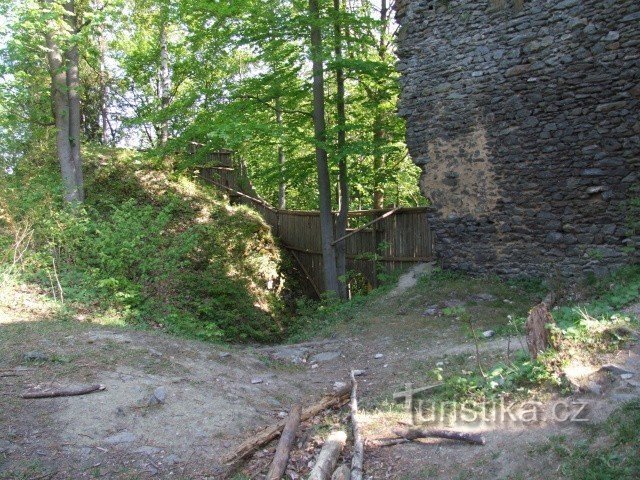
left=309, top=0, right=340, bottom=296
left=333, top=0, right=349, bottom=298
left=42, top=0, right=85, bottom=203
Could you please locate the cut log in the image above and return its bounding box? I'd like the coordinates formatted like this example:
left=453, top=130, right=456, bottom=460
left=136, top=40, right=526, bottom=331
left=308, top=431, right=347, bottom=480
left=349, top=371, right=364, bottom=480
left=331, top=464, right=351, bottom=480
left=266, top=404, right=302, bottom=480
left=223, top=385, right=350, bottom=466
left=525, top=302, right=555, bottom=359
left=392, top=428, right=486, bottom=446
left=21, top=384, right=105, bottom=399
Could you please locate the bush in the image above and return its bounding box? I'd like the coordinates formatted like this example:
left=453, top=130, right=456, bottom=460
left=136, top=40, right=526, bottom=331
left=0, top=147, right=286, bottom=342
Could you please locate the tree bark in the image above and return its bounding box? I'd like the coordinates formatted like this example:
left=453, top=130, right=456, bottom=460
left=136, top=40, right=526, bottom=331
left=333, top=0, right=349, bottom=299
left=371, top=0, right=388, bottom=210
left=158, top=15, right=170, bottom=147
left=266, top=404, right=302, bottom=480
left=22, top=384, right=105, bottom=399
left=392, top=428, right=486, bottom=446
left=222, top=385, right=350, bottom=466
left=309, top=0, right=340, bottom=296
left=308, top=431, right=347, bottom=480
left=349, top=371, right=364, bottom=480
left=43, top=0, right=82, bottom=204
left=98, top=20, right=109, bottom=145
left=276, top=98, right=286, bottom=209
left=65, top=0, right=84, bottom=201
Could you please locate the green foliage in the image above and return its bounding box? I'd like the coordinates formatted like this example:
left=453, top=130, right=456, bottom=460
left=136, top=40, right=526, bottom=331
left=545, top=401, right=640, bottom=479
left=0, top=148, right=286, bottom=342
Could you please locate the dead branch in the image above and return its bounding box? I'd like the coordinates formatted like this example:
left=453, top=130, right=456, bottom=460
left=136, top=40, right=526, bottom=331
left=308, top=431, right=347, bottom=480
left=392, top=428, right=486, bottom=446
left=350, top=370, right=364, bottom=480
left=266, top=404, right=302, bottom=480
left=21, top=384, right=105, bottom=399
left=222, top=385, right=350, bottom=466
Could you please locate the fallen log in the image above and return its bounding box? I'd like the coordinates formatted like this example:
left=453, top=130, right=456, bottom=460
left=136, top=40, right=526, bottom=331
left=331, top=464, right=351, bottom=480
left=393, top=428, right=486, bottom=446
left=21, top=384, right=105, bottom=399
left=222, top=385, right=350, bottom=466
left=266, top=404, right=302, bottom=480
left=349, top=371, right=364, bottom=480
left=308, top=431, right=347, bottom=480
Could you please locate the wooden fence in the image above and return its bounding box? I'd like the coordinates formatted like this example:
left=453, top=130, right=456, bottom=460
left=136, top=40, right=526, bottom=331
left=197, top=154, right=434, bottom=296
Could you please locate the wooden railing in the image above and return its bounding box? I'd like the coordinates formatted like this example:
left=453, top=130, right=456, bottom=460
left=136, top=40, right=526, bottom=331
left=198, top=159, right=434, bottom=296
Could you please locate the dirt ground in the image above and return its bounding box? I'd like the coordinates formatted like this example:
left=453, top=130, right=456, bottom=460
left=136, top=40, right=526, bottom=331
left=1, top=268, right=639, bottom=479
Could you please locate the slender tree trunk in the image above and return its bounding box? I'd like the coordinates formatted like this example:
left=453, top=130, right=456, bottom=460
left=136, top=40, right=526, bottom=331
left=276, top=98, right=286, bottom=210
left=98, top=25, right=109, bottom=145
left=372, top=117, right=384, bottom=210
left=372, top=0, right=388, bottom=210
left=65, top=0, right=84, bottom=201
left=333, top=0, right=349, bottom=299
left=158, top=18, right=170, bottom=147
left=309, top=0, right=340, bottom=296
left=43, top=0, right=82, bottom=204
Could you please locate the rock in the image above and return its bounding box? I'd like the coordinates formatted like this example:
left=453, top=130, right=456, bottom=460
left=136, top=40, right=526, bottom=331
left=436, top=361, right=444, bottom=367
left=584, top=382, right=602, bottom=395
left=271, top=347, right=308, bottom=364
left=251, top=378, right=264, bottom=384
left=600, top=364, right=634, bottom=375
left=104, top=431, right=136, bottom=444
left=423, top=305, right=440, bottom=316
left=136, top=446, right=162, bottom=455
left=218, top=352, right=231, bottom=358
left=470, top=293, right=497, bottom=302
left=621, top=373, right=634, bottom=380
left=333, top=381, right=347, bottom=391
left=604, top=31, right=620, bottom=41
left=374, top=353, right=384, bottom=359
left=164, top=454, right=180, bottom=465
left=23, top=351, right=49, bottom=362
left=309, top=351, right=341, bottom=363
left=352, top=370, right=365, bottom=377
left=277, top=411, right=288, bottom=418
left=147, top=386, right=167, bottom=406
left=0, top=440, right=17, bottom=454
left=482, top=330, right=495, bottom=338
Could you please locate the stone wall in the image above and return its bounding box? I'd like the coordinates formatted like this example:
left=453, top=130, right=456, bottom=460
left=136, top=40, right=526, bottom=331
left=395, top=0, right=640, bottom=277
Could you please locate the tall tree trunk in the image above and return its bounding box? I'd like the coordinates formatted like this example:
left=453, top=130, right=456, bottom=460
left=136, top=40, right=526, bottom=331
left=98, top=23, right=109, bottom=145
left=371, top=0, right=388, bottom=210
left=158, top=19, right=170, bottom=148
left=43, top=0, right=82, bottom=204
left=65, top=0, right=84, bottom=201
left=372, top=116, right=384, bottom=210
left=276, top=98, right=286, bottom=210
left=333, top=0, right=349, bottom=299
left=309, top=0, right=340, bottom=296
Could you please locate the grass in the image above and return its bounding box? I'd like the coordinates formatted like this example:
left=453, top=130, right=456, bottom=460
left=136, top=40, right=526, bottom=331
left=0, top=147, right=288, bottom=343
left=535, top=401, right=640, bottom=479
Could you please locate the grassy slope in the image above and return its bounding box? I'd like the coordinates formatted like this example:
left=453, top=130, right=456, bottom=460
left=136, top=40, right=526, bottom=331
left=0, top=147, right=288, bottom=342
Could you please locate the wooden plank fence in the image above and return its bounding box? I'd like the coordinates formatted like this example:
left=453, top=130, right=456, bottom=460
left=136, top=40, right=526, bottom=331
left=196, top=151, right=434, bottom=296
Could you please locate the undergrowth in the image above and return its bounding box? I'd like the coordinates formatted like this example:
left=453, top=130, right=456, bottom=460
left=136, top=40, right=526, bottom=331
left=0, top=146, right=288, bottom=342
left=425, top=266, right=640, bottom=407
left=541, top=400, right=640, bottom=479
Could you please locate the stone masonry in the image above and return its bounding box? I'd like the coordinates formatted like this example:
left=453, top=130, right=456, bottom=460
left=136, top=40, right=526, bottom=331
left=395, top=0, right=639, bottom=277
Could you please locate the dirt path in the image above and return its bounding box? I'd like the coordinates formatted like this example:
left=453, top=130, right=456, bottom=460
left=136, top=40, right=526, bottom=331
left=1, top=277, right=639, bottom=479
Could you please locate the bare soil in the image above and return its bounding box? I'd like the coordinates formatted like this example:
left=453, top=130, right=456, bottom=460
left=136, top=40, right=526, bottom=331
left=1, top=275, right=638, bottom=479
